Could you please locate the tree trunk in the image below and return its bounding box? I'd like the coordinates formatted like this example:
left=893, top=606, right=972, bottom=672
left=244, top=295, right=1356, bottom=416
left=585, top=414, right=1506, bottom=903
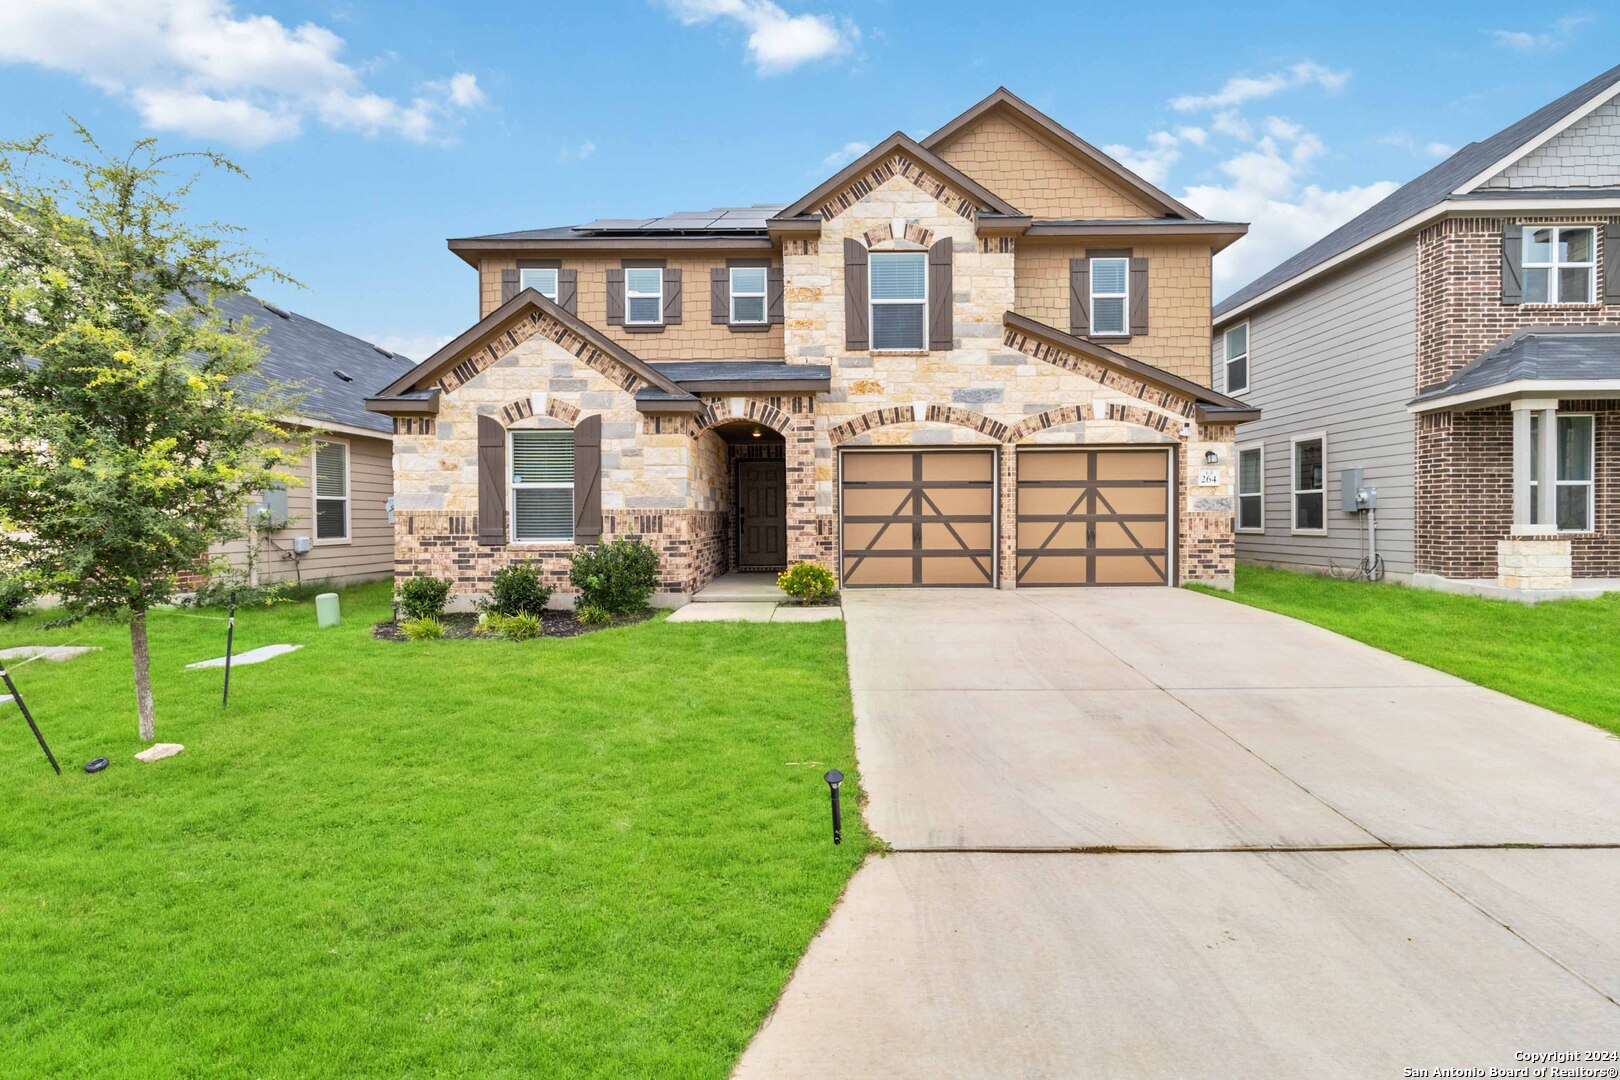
left=130, top=610, right=155, bottom=742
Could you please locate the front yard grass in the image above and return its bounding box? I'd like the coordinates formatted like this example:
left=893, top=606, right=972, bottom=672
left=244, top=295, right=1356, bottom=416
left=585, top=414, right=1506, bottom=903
left=0, top=581, right=866, bottom=1078
left=1193, top=565, right=1620, bottom=734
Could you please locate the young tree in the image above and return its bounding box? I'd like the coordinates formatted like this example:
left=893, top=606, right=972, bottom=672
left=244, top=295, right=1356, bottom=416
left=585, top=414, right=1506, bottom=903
left=0, top=125, right=300, bottom=741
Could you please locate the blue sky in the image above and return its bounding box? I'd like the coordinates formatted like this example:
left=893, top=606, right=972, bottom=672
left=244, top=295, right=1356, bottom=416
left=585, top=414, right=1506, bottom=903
left=1, top=1, right=1615, bottom=359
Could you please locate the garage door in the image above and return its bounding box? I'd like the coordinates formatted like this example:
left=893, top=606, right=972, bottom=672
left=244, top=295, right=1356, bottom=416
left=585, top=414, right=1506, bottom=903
left=1015, top=449, right=1172, bottom=586
left=840, top=450, right=996, bottom=587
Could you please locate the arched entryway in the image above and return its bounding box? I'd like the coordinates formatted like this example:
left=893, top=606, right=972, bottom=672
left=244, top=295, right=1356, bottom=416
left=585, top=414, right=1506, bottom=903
left=703, top=420, right=789, bottom=572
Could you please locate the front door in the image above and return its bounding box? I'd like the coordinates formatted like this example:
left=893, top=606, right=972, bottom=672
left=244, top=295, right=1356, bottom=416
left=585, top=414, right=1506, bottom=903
left=738, top=460, right=787, bottom=568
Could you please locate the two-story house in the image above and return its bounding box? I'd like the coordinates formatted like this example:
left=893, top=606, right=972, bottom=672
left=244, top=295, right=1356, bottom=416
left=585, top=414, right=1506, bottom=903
left=365, top=88, right=1254, bottom=604
left=1212, top=63, right=1620, bottom=599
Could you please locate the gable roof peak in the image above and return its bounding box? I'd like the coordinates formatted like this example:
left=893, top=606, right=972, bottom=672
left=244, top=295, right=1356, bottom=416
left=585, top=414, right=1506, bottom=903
left=773, top=129, right=1023, bottom=221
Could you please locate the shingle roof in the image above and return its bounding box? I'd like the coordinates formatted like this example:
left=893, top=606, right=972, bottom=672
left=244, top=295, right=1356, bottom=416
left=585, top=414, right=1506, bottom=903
left=1214, top=62, right=1620, bottom=321
left=1413, top=327, right=1620, bottom=403
left=461, top=205, right=787, bottom=242
left=216, top=292, right=414, bottom=433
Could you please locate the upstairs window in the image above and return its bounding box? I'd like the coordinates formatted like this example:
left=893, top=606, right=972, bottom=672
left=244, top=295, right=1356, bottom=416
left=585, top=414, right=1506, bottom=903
left=313, top=440, right=349, bottom=542
left=519, top=266, right=558, bottom=301
left=1523, top=226, right=1595, bottom=304
left=1237, top=444, right=1264, bottom=532
left=510, top=430, right=575, bottom=543
left=625, top=267, right=664, bottom=325
left=869, top=252, right=927, bottom=350
left=1090, top=256, right=1129, bottom=336
left=1529, top=414, right=1595, bottom=532
left=730, top=266, right=766, bottom=324
left=1291, top=434, right=1325, bottom=533
left=1223, top=323, right=1250, bottom=395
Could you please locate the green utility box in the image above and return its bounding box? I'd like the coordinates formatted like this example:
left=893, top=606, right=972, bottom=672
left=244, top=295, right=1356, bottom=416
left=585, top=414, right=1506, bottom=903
left=315, top=592, right=341, bottom=628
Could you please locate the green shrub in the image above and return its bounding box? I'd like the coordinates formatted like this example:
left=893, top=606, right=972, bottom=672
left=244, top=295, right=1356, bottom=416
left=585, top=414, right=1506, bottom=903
left=569, top=537, right=659, bottom=615
left=397, top=574, right=451, bottom=621
left=576, top=605, right=613, bottom=627
left=400, top=616, right=445, bottom=641
left=481, top=562, right=553, bottom=617
left=0, top=574, right=33, bottom=621
left=187, top=574, right=289, bottom=609
left=496, top=612, right=542, bottom=641
left=777, top=562, right=837, bottom=605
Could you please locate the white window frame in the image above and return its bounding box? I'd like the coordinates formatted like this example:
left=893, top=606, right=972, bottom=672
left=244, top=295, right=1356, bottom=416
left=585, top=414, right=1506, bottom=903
left=519, top=266, right=559, bottom=301
left=1089, top=256, right=1130, bottom=337
left=509, top=428, right=575, bottom=545
left=729, top=265, right=767, bottom=325
left=1529, top=413, right=1596, bottom=534
left=1236, top=441, right=1265, bottom=534
left=624, top=267, right=663, bottom=326
left=1290, top=431, right=1328, bottom=536
left=312, top=437, right=350, bottom=545
left=868, top=251, right=928, bottom=352
left=1522, top=225, right=1597, bottom=305
left=1223, top=321, right=1250, bottom=395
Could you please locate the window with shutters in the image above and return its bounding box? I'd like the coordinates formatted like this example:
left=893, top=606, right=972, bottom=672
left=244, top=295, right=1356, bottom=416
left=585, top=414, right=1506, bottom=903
left=1291, top=433, right=1326, bottom=534
left=313, top=440, right=349, bottom=543
left=1223, top=322, right=1250, bottom=395
left=519, top=266, right=558, bottom=301
left=1528, top=414, right=1595, bottom=532
left=1090, top=257, right=1129, bottom=335
left=730, top=266, right=766, bottom=324
left=1237, top=443, right=1264, bottom=533
left=1523, top=226, right=1595, bottom=304
left=510, top=429, right=575, bottom=543
left=869, top=252, right=926, bottom=350
left=625, top=267, right=663, bottom=325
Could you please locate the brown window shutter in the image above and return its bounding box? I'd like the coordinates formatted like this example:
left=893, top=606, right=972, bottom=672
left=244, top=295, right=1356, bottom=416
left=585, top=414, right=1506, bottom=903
left=1501, top=224, right=1524, bottom=305
left=606, top=268, right=625, bottom=325
left=768, top=266, right=784, bottom=324
left=572, top=414, right=603, bottom=545
left=558, top=269, right=578, bottom=315
left=477, top=414, right=507, bottom=546
left=1129, top=257, right=1150, bottom=336
left=500, top=268, right=519, bottom=305
left=844, top=238, right=869, bottom=351
left=711, top=267, right=728, bottom=324
left=1069, top=259, right=1090, bottom=335
left=1605, top=224, right=1620, bottom=304
left=928, top=237, right=953, bottom=350
left=663, top=268, right=682, bottom=324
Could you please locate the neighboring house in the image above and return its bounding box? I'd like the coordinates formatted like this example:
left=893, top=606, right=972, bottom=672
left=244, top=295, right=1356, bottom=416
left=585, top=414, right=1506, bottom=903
left=207, top=292, right=412, bottom=588
left=366, top=88, right=1255, bottom=604
left=1212, top=63, right=1620, bottom=598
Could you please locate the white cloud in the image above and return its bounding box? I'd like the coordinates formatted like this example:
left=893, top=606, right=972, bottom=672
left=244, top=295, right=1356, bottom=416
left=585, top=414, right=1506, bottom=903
left=1425, top=141, right=1455, bottom=158
left=1173, top=125, right=1207, bottom=148
left=1488, top=15, right=1593, bottom=51
left=1103, top=130, right=1180, bottom=186
left=369, top=332, right=452, bottom=362
left=1171, top=61, right=1348, bottom=112
left=1377, top=131, right=1458, bottom=159
left=1212, top=110, right=1253, bottom=141
left=557, top=139, right=597, bottom=163
left=821, top=140, right=870, bottom=167
left=662, top=0, right=858, bottom=75
left=0, top=0, right=484, bottom=148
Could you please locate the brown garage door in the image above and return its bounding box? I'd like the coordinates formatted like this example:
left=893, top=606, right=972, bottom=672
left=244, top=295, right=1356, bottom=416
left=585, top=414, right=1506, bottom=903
left=840, top=450, right=996, bottom=587
left=1016, top=449, right=1172, bottom=586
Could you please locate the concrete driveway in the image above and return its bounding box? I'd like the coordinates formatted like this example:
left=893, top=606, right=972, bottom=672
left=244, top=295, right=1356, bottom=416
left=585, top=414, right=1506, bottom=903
left=736, top=588, right=1620, bottom=1078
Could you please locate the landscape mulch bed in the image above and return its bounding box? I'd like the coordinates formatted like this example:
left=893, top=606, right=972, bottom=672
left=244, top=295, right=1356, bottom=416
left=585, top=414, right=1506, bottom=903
left=372, top=609, right=652, bottom=642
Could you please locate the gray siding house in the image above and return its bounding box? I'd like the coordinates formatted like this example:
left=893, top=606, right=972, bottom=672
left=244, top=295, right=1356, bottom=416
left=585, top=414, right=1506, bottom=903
left=1213, top=63, right=1620, bottom=598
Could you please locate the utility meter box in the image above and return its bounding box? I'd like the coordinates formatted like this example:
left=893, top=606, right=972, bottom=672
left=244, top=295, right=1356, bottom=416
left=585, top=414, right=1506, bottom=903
left=291, top=535, right=313, bottom=555
left=1340, top=468, right=1377, bottom=512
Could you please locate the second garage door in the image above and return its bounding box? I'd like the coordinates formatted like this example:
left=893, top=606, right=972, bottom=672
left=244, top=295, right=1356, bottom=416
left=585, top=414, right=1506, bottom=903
left=840, top=450, right=996, bottom=587
left=1015, top=449, right=1172, bottom=586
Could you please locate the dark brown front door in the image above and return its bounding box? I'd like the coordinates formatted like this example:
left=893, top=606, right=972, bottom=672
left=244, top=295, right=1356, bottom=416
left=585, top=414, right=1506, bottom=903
left=1016, top=449, right=1172, bottom=586
left=738, top=460, right=787, bottom=568
left=840, top=450, right=996, bottom=587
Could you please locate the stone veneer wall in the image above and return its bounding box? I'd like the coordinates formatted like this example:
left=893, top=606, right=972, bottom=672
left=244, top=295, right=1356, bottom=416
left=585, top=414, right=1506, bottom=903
left=1414, top=216, right=1620, bottom=577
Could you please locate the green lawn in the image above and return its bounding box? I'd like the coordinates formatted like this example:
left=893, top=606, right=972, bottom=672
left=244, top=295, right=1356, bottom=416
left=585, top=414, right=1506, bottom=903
left=0, top=582, right=866, bottom=1078
left=1193, top=565, right=1620, bottom=734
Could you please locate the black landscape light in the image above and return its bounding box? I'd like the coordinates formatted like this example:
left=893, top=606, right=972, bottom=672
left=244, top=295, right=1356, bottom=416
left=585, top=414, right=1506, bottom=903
left=824, top=769, right=844, bottom=845
left=84, top=758, right=108, bottom=774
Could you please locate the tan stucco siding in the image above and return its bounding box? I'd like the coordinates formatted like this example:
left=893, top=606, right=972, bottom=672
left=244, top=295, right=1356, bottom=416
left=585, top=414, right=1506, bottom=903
left=932, top=112, right=1158, bottom=219
left=477, top=256, right=785, bottom=360
left=1015, top=240, right=1214, bottom=387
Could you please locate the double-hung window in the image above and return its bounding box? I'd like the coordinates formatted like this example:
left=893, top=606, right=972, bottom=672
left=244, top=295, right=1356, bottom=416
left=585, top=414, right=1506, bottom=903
left=625, top=267, right=663, bottom=325
left=1291, top=434, right=1326, bottom=533
left=313, top=440, right=349, bottom=542
left=1090, top=256, right=1129, bottom=336
left=510, top=430, right=575, bottom=543
left=730, top=266, right=766, bottom=324
left=1523, top=226, right=1596, bottom=304
left=869, top=252, right=926, bottom=350
left=1223, top=323, right=1250, bottom=395
left=1237, top=443, right=1264, bottom=532
left=1529, top=414, right=1595, bottom=532
left=519, top=266, right=559, bottom=301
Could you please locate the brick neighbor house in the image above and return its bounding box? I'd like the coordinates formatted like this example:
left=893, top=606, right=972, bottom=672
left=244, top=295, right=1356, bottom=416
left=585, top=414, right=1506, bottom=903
left=365, top=88, right=1256, bottom=604
left=1212, top=62, right=1620, bottom=600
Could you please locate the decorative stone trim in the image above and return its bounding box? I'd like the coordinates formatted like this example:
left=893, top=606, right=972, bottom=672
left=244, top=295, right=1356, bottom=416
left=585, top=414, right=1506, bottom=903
left=828, top=406, right=917, bottom=445
left=817, top=154, right=983, bottom=222
left=499, top=396, right=582, bottom=426
left=903, top=223, right=934, bottom=247
left=1008, top=406, right=1087, bottom=441
left=436, top=309, right=645, bottom=397
left=829, top=404, right=1008, bottom=444
left=393, top=417, right=435, bottom=436
left=864, top=225, right=893, bottom=247
left=781, top=238, right=818, bottom=257
left=1002, top=327, right=1196, bottom=418
left=1497, top=537, right=1574, bottom=590
left=979, top=236, right=1015, bottom=254
left=924, top=405, right=1009, bottom=442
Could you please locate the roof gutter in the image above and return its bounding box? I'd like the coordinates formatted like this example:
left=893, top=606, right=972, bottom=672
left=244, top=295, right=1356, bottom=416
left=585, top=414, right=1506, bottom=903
left=1408, top=378, right=1620, bottom=414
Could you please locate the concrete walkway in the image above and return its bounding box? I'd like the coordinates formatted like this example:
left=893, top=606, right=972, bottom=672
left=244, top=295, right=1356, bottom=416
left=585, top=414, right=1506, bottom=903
left=736, top=588, right=1620, bottom=1078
